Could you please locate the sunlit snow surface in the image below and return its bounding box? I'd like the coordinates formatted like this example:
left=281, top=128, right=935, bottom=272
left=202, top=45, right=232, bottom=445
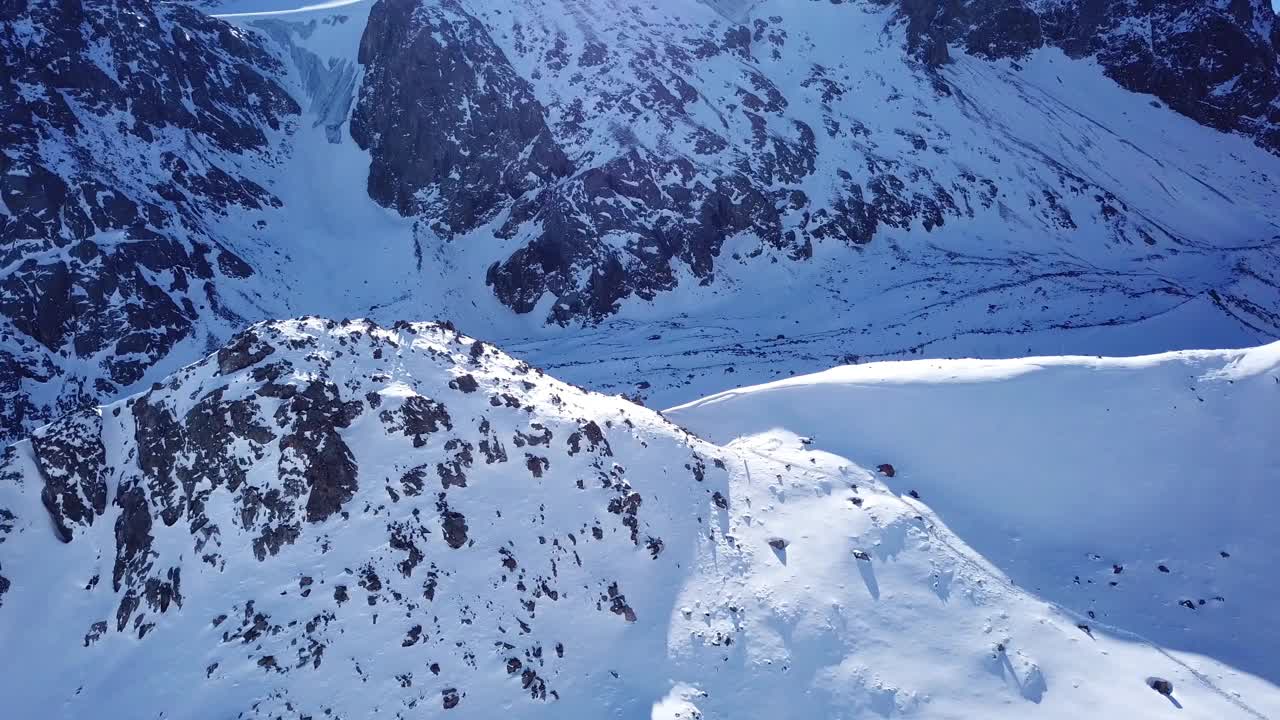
left=3, top=0, right=1278, bottom=713
left=666, top=343, right=1280, bottom=718
left=0, top=320, right=1277, bottom=719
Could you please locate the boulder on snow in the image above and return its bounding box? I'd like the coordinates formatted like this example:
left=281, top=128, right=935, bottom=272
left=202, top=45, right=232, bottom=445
left=1147, top=677, right=1174, bottom=696
left=768, top=538, right=788, bottom=551
left=876, top=463, right=896, bottom=478
left=442, top=688, right=461, bottom=709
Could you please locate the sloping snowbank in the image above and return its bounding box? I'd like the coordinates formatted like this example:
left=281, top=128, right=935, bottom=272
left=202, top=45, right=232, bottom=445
left=668, top=343, right=1280, bottom=694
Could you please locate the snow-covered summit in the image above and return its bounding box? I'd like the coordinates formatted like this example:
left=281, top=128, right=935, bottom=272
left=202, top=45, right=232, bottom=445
left=0, top=317, right=725, bottom=716
left=1, top=322, right=1277, bottom=717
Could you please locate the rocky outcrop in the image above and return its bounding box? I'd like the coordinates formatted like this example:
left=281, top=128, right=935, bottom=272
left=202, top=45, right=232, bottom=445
left=0, top=0, right=299, bottom=442
left=31, top=409, right=107, bottom=543
left=0, top=317, right=727, bottom=717
left=351, top=0, right=571, bottom=231
left=352, top=0, right=1280, bottom=327
left=887, top=0, right=1280, bottom=152
left=0, top=0, right=295, bottom=241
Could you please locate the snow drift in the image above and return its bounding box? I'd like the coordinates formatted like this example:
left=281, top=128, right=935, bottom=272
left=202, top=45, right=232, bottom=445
left=669, top=342, right=1280, bottom=709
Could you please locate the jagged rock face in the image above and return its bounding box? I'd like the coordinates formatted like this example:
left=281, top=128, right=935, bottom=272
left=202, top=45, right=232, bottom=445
left=0, top=318, right=726, bottom=716
left=353, top=1, right=867, bottom=322
left=889, top=0, right=1280, bottom=152
left=0, top=0, right=299, bottom=441
left=0, top=0, right=295, bottom=240
left=351, top=0, right=571, bottom=230
left=351, top=0, right=1280, bottom=325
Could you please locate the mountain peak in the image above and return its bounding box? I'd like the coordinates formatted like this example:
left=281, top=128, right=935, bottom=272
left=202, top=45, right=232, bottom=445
left=3, top=321, right=1278, bottom=717
left=1, top=316, right=725, bottom=715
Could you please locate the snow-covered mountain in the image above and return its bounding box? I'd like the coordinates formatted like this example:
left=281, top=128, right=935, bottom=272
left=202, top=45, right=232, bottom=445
left=3, top=0, right=1280, bottom=441
left=1, top=318, right=1276, bottom=718
left=3, top=1, right=1278, bottom=714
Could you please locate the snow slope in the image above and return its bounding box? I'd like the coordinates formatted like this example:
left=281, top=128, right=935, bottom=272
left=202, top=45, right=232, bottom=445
left=669, top=342, right=1280, bottom=706
left=0, top=321, right=1277, bottom=717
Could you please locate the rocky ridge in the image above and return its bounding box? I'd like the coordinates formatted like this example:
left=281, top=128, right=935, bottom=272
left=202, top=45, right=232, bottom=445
left=0, top=0, right=299, bottom=438
left=0, top=317, right=726, bottom=716
left=1, top=319, right=1277, bottom=718
left=890, top=0, right=1280, bottom=153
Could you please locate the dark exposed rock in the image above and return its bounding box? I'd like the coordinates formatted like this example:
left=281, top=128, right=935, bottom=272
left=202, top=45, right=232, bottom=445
left=607, top=490, right=643, bottom=544
left=132, top=395, right=187, bottom=527
left=273, top=381, right=362, bottom=523
left=526, top=455, right=549, bottom=478
left=478, top=419, right=509, bottom=464
left=885, top=0, right=1280, bottom=153
left=645, top=536, right=665, bottom=559
left=31, top=409, right=107, bottom=542
left=218, top=330, right=276, bottom=375
left=0, top=0, right=297, bottom=442
left=352, top=0, right=569, bottom=230
left=514, top=424, right=553, bottom=448
left=437, top=439, right=474, bottom=489
left=437, top=493, right=469, bottom=549
left=111, top=481, right=154, bottom=620
left=605, top=582, right=637, bottom=622
left=402, top=624, right=423, bottom=647
left=442, top=687, right=461, bottom=710
left=450, top=374, right=479, bottom=393
left=567, top=421, right=612, bottom=457
left=383, top=396, right=453, bottom=446
left=400, top=465, right=429, bottom=497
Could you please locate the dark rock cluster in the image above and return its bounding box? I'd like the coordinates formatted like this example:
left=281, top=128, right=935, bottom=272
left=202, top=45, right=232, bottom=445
left=0, top=318, right=732, bottom=716
left=886, top=0, right=1280, bottom=152
left=0, top=0, right=299, bottom=442
left=1, top=0, right=1277, bottom=439
left=351, top=0, right=570, bottom=230
left=351, top=0, right=1280, bottom=327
